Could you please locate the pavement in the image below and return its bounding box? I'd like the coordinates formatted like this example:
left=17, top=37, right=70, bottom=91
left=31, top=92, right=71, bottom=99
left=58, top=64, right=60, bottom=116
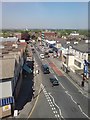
left=48, top=57, right=90, bottom=96
left=15, top=65, right=41, bottom=118
left=13, top=47, right=42, bottom=118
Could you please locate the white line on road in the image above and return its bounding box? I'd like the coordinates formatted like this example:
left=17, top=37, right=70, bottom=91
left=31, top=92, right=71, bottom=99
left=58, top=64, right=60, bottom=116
left=53, top=111, right=57, bottom=113
left=59, top=82, right=65, bottom=89
left=65, top=91, right=90, bottom=119
left=65, top=91, right=77, bottom=104
left=41, top=83, right=62, bottom=119
left=78, top=105, right=90, bottom=119
left=49, top=93, right=64, bottom=119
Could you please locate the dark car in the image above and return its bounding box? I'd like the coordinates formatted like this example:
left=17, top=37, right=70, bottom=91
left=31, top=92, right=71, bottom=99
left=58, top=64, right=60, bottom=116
left=42, top=64, right=50, bottom=74
left=50, top=77, right=59, bottom=86
left=49, top=50, right=53, bottom=53
left=44, top=52, right=49, bottom=58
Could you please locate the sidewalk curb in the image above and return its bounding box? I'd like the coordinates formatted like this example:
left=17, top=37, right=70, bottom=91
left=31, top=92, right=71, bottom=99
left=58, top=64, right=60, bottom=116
left=15, top=66, right=42, bottom=118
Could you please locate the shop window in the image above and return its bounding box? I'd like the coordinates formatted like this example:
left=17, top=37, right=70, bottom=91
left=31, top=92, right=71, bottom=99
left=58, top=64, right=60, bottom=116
left=74, top=60, right=81, bottom=68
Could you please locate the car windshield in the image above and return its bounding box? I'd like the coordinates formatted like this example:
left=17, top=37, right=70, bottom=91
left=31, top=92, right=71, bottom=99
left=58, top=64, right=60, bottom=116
left=53, top=81, right=58, bottom=84
left=50, top=78, right=56, bottom=81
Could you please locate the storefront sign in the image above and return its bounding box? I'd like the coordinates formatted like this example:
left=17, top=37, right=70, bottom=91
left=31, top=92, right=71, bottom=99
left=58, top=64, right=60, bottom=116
left=3, top=104, right=11, bottom=111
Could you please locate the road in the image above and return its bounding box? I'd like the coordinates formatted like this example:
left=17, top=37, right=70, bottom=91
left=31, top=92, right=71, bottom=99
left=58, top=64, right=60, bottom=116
left=29, top=45, right=90, bottom=119
left=30, top=86, right=57, bottom=118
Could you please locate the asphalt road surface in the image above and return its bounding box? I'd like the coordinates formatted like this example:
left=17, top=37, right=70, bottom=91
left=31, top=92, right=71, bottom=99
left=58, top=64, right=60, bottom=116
left=29, top=45, right=90, bottom=119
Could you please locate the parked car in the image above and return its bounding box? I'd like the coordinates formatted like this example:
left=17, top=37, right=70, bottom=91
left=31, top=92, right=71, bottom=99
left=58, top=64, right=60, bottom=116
left=50, top=77, right=59, bottom=86
left=49, top=50, right=53, bottom=53
left=40, top=54, right=44, bottom=59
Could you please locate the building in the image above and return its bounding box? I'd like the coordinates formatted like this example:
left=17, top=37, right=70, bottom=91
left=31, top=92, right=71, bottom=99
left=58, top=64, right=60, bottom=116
left=62, top=40, right=90, bottom=78
left=0, top=39, right=27, bottom=118
left=14, top=33, right=22, bottom=40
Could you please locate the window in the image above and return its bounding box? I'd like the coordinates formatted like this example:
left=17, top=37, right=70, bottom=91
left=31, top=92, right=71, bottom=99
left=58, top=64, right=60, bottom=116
left=74, top=60, right=81, bottom=68
left=82, top=53, right=84, bottom=59
left=84, top=54, right=86, bottom=60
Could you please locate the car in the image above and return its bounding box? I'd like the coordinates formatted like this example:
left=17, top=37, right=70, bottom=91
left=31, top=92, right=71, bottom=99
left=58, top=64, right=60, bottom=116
left=50, top=77, right=59, bottom=86
left=44, top=52, right=49, bottom=58
left=42, top=64, right=50, bottom=74
left=40, top=54, right=44, bottom=59
left=49, top=50, right=53, bottom=53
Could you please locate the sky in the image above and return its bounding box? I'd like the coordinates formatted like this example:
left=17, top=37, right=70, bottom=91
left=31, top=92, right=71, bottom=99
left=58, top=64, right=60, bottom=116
left=2, top=2, right=88, bottom=29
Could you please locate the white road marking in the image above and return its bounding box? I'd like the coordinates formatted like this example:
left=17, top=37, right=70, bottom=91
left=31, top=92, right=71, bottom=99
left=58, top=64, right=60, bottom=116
left=55, top=111, right=58, bottom=113
left=65, top=91, right=90, bottom=119
left=50, top=104, right=53, bottom=107
left=55, top=114, right=57, bottom=117
left=52, top=107, right=56, bottom=110
left=49, top=102, right=51, bottom=105
left=53, top=111, right=56, bottom=113
left=52, top=108, right=54, bottom=110
left=78, top=105, right=90, bottom=119
left=59, top=82, right=65, bottom=89
left=78, top=90, right=84, bottom=94
left=65, top=91, right=77, bottom=104
left=49, top=93, right=64, bottom=119
left=55, top=114, right=60, bottom=118
left=46, top=97, right=50, bottom=100
left=41, top=83, right=61, bottom=119
left=57, top=114, right=60, bottom=117
left=45, top=94, right=49, bottom=97
left=54, top=75, right=65, bottom=89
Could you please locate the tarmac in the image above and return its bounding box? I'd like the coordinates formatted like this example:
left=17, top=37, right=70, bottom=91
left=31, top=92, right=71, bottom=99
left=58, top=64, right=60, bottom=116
left=48, top=57, right=90, bottom=97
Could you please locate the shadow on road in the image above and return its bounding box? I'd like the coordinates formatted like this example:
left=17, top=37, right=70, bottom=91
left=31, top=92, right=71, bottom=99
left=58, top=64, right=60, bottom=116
left=15, top=61, right=34, bottom=111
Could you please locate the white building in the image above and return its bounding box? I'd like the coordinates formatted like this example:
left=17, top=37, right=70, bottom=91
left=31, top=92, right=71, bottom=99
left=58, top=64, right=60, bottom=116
left=62, top=40, right=89, bottom=73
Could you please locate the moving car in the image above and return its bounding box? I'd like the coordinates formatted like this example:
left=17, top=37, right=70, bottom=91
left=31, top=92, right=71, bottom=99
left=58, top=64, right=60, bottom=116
left=50, top=77, right=59, bottom=86
left=44, top=52, right=49, bottom=58
left=42, top=64, right=50, bottom=74
left=40, top=54, right=44, bottom=59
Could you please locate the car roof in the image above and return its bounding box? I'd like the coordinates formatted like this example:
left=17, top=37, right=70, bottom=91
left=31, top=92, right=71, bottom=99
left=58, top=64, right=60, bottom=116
left=42, top=64, right=48, bottom=67
left=50, top=77, right=57, bottom=80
